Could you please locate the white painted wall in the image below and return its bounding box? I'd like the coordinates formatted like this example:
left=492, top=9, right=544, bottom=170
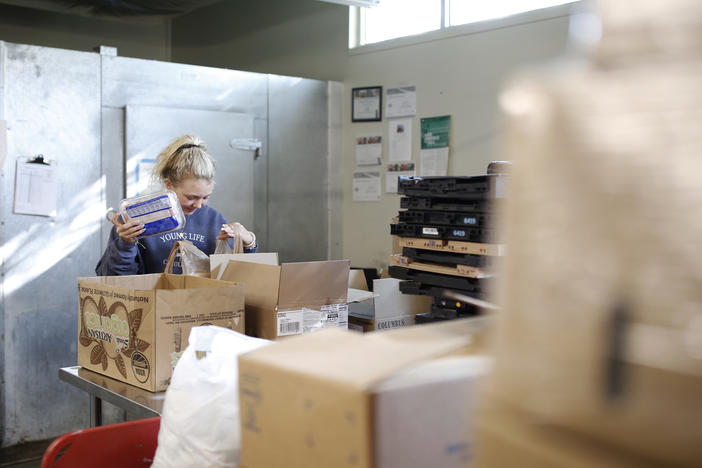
left=342, top=13, right=575, bottom=269
left=173, top=1, right=581, bottom=270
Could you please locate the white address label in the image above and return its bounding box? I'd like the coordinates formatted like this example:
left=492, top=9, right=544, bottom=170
left=277, top=310, right=304, bottom=337
left=422, top=227, right=439, bottom=236
left=302, top=303, right=350, bottom=333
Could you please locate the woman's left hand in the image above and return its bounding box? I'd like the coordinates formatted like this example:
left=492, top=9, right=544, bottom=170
left=218, top=222, right=254, bottom=246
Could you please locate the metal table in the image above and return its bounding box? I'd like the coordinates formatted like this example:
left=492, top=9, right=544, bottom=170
left=59, top=366, right=165, bottom=427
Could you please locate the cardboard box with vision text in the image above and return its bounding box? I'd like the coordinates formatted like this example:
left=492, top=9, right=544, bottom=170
left=77, top=274, right=245, bottom=392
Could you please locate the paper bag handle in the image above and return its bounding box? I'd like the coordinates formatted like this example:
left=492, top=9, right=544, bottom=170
left=164, top=241, right=184, bottom=274
left=215, top=232, right=245, bottom=255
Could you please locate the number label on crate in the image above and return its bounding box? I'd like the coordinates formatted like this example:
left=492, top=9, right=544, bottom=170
left=452, top=229, right=467, bottom=238
left=422, top=227, right=439, bottom=236
left=463, top=217, right=477, bottom=225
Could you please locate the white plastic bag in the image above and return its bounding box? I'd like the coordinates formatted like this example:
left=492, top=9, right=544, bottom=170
left=151, top=325, right=270, bottom=468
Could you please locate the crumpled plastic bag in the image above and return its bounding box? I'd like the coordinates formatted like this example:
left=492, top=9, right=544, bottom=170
left=164, top=240, right=210, bottom=276
left=151, top=325, right=271, bottom=468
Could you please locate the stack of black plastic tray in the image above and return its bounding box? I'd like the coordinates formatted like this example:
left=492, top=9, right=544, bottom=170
left=389, top=173, right=507, bottom=323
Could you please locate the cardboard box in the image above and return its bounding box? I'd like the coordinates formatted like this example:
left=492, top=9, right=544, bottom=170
left=487, top=41, right=702, bottom=465
left=78, top=274, right=245, bottom=392
left=220, top=259, right=350, bottom=340
left=348, top=313, right=414, bottom=332
left=475, top=401, right=655, bottom=468
left=348, top=269, right=370, bottom=290
left=239, top=318, right=491, bottom=468
left=209, top=252, right=279, bottom=280
left=349, top=278, right=431, bottom=325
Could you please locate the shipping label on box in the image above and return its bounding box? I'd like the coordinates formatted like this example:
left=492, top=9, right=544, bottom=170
left=78, top=274, right=245, bottom=392
left=277, top=304, right=349, bottom=337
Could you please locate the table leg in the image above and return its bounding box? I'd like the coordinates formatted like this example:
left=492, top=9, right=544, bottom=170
left=89, top=395, right=103, bottom=427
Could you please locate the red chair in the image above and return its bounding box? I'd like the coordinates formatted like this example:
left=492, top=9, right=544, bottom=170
left=41, top=417, right=160, bottom=468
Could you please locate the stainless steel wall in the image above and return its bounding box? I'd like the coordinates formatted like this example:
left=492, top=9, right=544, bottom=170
left=0, top=42, right=102, bottom=446
left=0, top=41, right=338, bottom=446
left=268, top=75, right=329, bottom=262
left=100, top=55, right=270, bottom=252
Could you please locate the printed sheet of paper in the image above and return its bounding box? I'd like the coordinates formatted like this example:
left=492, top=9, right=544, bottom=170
left=420, top=147, right=449, bottom=176
left=421, top=115, right=451, bottom=149
left=388, top=118, right=412, bottom=162
left=13, top=161, right=57, bottom=216
left=386, top=162, right=416, bottom=193
left=386, top=86, right=417, bottom=118
left=420, top=115, right=450, bottom=176
left=355, top=135, right=382, bottom=166
left=353, top=170, right=381, bottom=202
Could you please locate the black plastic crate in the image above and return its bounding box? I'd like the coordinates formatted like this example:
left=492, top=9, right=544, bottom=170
left=398, top=175, right=507, bottom=200
left=398, top=210, right=493, bottom=228
left=415, top=312, right=450, bottom=324
left=433, top=295, right=481, bottom=315
left=399, top=279, right=482, bottom=298
left=389, top=266, right=487, bottom=293
left=390, top=223, right=495, bottom=243
left=401, top=247, right=493, bottom=267
left=400, top=196, right=493, bottom=213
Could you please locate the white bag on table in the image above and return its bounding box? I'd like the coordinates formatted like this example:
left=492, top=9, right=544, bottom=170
left=152, top=325, right=271, bottom=468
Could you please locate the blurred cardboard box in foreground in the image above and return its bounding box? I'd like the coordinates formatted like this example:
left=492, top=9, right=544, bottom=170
left=475, top=398, right=656, bottom=468
left=482, top=0, right=702, bottom=465
left=239, top=318, right=491, bottom=468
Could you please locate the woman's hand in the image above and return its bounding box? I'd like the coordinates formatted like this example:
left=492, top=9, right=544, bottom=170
left=218, top=222, right=254, bottom=246
left=111, top=213, right=145, bottom=243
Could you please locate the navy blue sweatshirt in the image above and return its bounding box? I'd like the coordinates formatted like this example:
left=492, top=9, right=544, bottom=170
left=95, top=205, right=256, bottom=275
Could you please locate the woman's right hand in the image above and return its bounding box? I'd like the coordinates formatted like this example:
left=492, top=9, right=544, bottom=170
left=111, top=213, right=145, bottom=243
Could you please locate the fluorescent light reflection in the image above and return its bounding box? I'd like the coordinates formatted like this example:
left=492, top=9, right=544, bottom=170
left=1, top=176, right=105, bottom=296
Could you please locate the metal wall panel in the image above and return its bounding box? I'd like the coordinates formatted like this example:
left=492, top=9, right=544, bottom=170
left=125, top=105, right=255, bottom=229
left=0, top=43, right=333, bottom=447
left=327, top=81, right=343, bottom=260
left=0, top=40, right=6, bottom=448
left=100, top=106, right=124, bottom=253
left=1, top=43, right=101, bottom=446
left=101, top=56, right=269, bottom=118
left=100, top=56, right=271, bottom=247
left=253, top=117, right=268, bottom=249
left=268, top=75, right=329, bottom=262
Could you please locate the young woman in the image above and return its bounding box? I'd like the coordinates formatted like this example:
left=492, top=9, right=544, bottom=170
left=96, top=135, right=256, bottom=275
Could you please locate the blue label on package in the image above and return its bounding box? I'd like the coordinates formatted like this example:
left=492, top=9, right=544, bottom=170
left=142, top=216, right=179, bottom=236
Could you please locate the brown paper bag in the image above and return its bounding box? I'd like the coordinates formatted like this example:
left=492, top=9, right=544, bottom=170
left=164, top=240, right=210, bottom=277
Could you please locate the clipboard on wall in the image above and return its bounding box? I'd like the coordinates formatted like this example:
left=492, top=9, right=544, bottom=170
left=13, top=155, right=57, bottom=217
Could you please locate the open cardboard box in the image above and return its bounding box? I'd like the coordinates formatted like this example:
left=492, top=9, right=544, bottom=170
left=77, top=274, right=244, bottom=392
left=239, top=317, right=491, bottom=468
left=210, top=252, right=279, bottom=280
left=220, top=259, right=350, bottom=340
left=347, top=278, right=431, bottom=332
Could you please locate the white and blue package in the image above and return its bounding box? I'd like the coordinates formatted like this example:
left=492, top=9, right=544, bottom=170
left=116, top=191, right=186, bottom=238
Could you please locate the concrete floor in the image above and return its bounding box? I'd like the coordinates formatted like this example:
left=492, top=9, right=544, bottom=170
left=0, top=439, right=52, bottom=468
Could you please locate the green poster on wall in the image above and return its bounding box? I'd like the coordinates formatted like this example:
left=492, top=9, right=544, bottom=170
left=420, top=115, right=450, bottom=149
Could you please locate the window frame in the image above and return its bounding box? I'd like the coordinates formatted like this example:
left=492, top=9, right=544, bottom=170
left=348, top=0, right=583, bottom=53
